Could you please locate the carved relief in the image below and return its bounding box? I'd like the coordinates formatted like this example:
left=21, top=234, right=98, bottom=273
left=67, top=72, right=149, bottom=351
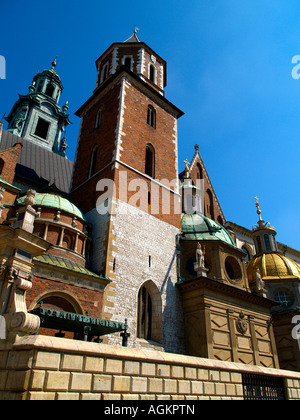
left=236, top=312, right=248, bottom=335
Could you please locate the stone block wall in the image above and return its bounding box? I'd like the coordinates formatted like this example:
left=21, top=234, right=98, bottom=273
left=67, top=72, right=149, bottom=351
left=0, top=335, right=300, bottom=400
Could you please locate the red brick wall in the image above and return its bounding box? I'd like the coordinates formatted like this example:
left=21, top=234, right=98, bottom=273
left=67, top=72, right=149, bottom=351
left=71, top=81, right=121, bottom=194
left=71, top=75, right=181, bottom=228
left=0, top=142, right=22, bottom=185
left=27, top=275, right=105, bottom=339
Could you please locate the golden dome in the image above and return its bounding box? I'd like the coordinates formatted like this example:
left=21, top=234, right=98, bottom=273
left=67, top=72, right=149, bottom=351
left=247, top=252, right=300, bottom=283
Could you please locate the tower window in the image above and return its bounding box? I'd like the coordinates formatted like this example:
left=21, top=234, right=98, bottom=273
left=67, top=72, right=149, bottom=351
left=89, top=146, right=98, bottom=178
left=45, top=83, right=55, bottom=98
left=95, top=108, right=102, bottom=129
left=264, top=234, right=271, bottom=251
left=36, top=80, right=44, bottom=93
left=34, top=118, right=50, bottom=140
left=101, top=63, right=109, bottom=83
left=145, top=144, right=155, bottom=178
left=124, top=56, right=132, bottom=70
left=147, top=106, right=156, bottom=128
left=256, top=236, right=262, bottom=253
left=149, top=64, right=156, bottom=83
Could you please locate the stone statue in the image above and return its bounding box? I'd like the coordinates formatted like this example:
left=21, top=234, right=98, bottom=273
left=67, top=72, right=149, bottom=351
left=255, top=268, right=265, bottom=291
left=196, top=242, right=205, bottom=268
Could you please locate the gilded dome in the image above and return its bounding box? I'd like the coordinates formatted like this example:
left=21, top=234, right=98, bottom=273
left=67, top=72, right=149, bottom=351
left=247, top=252, right=300, bottom=283
left=181, top=213, right=236, bottom=247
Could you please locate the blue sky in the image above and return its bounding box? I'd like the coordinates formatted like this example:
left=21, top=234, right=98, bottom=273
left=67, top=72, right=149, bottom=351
left=1, top=0, right=300, bottom=249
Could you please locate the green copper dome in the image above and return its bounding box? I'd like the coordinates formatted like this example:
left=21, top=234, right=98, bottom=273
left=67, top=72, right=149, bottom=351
left=17, top=193, right=86, bottom=222
left=181, top=213, right=236, bottom=247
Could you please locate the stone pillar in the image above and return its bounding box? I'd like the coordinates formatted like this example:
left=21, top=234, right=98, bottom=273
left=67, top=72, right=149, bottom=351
left=14, top=190, right=37, bottom=233
left=227, top=309, right=239, bottom=363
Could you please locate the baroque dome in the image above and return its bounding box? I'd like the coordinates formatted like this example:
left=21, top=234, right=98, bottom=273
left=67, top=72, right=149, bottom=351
left=17, top=193, right=86, bottom=221
left=181, top=212, right=236, bottom=247
left=247, top=252, right=300, bottom=283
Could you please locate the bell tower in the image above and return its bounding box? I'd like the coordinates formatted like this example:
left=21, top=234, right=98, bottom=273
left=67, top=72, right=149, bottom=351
left=70, top=31, right=185, bottom=352
left=5, top=59, right=71, bottom=155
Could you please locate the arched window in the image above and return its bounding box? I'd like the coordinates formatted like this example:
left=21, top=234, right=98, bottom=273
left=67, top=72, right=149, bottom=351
left=147, top=105, right=156, bottom=128
left=256, top=236, right=262, bottom=254
left=206, top=189, right=214, bottom=220
left=89, top=146, right=98, bottom=178
left=264, top=234, right=271, bottom=251
left=45, top=83, right=55, bottom=98
left=137, top=286, right=152, bottom=339
left=241, top=246, right=251, bottom=263
left=217, top=216, right=224, bottom=226
left=95, top=108, right=102, bottom=129
left=0, top=158, right=4, bottom=176
left=197, top=163, right=203, bottom=179
left=149, top=64, right=156, bottom=83
left=101, top=63, right=109, bottom=83
left=137, top=281, right=162, bottom=343
left=145, top=144, right=155, bottom=178
left=124, top=56, right=132, bottom=70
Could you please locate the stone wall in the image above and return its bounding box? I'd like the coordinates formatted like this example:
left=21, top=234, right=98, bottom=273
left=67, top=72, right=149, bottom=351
left=103, top=199, right=185, bottom=354
left=0, top=335, right=300, bottom=400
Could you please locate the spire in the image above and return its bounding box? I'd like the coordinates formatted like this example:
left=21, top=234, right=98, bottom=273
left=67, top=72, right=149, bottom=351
left=254, top=196, right=264, bottom=226
left=124, top=26, right=141, bottom=43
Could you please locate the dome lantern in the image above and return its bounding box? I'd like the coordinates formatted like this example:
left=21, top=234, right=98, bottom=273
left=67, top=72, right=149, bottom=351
left=251, top=196, right=278, bottom=255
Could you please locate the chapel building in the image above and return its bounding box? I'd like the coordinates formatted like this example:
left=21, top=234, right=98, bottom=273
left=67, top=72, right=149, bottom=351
left=0, top=31, right=299, bottom=371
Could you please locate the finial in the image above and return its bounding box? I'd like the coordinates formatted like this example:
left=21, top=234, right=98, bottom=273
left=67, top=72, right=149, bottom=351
left=184, top=159, right=190, bottom=178
left=194, top=144, right=199, bottom=152
left=134, top=25, right=140, bottom=34
left=254, top=196, right=263, bottom=222
left=52, top=56, right=57, bottom=69
left=24, top=189, right=36, bottom=207
left=62, top=101, right=69, bottom=114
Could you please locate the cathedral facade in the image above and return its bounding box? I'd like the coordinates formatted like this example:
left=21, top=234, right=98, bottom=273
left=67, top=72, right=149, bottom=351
left=0, top=31, right=299, bottom=372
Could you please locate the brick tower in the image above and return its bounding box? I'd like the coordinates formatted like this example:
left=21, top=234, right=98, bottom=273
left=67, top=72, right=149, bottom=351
left=70, top=30, right=185, bottom=352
